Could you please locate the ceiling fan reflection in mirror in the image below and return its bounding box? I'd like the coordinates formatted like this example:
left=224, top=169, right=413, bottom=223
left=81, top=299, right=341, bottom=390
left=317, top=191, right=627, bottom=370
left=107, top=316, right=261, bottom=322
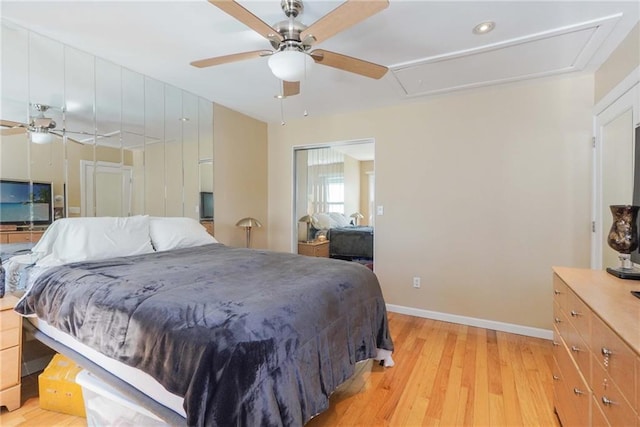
left=191, top=0, right=389, bottom=97
left=0, top=104, right=113, bottom=144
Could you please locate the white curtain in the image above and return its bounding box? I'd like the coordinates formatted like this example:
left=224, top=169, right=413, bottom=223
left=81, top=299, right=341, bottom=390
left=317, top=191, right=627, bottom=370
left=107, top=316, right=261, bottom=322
left=307, top=148, right=344, bottom=214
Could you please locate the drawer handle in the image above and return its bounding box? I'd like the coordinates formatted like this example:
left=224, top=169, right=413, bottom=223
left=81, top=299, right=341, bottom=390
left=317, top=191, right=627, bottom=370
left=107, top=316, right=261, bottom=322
left=554, top=317, right=562, bottom=324
left=554, top=290, right=561, bottom=295
left=552, top=375, right=560, bottom=381
left=601, top=396, right=616, bottom=406
left=573, top=388, right=584, bottom=396
left=601, top=347, right=613, bottom=357
left=570, top=310, right=581, bottom=317
left=570, top=345, right=581, bottom=353
left=552, top=341, right=560, bottom=347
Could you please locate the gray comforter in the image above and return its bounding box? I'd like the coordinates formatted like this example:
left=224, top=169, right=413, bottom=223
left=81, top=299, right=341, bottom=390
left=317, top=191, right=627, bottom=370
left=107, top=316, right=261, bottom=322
left=15, top=243, right=393, bottom=426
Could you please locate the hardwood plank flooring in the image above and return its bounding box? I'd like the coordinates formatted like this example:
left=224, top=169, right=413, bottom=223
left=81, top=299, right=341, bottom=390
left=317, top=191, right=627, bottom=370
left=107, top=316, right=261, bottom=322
left=1, top=312, right=559, bottom=426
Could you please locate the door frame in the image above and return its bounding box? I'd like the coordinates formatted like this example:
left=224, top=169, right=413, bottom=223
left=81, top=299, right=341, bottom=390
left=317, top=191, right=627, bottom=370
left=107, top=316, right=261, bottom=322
left=591, top=69, right=639, bottom=269
left=80, top=160, right=133, bottom=217
left=291, top=138, right=375, bottom=253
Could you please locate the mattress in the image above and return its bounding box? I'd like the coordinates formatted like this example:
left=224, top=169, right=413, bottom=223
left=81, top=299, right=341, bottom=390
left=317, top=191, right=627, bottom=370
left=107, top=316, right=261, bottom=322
left=28, top=317, right=186, bottom=418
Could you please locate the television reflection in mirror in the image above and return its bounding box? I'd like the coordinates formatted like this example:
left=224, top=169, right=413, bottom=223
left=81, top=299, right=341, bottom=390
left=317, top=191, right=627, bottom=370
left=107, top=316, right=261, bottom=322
left=0, top=179, right=53, bottom=227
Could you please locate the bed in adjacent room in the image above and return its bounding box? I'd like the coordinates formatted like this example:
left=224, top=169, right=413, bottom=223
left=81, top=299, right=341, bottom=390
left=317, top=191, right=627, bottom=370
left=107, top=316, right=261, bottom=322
left=312, top=213, right=374, bottom=260
left=3, top=216, right=394, bottom=426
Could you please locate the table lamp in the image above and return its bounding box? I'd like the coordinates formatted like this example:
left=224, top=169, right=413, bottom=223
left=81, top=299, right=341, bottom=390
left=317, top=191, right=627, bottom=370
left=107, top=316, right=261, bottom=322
left=350, top=212, right=364, bottom=226
left=298, top=214, right=317, bottom=242
left=236, top=217, right=262, bottom=248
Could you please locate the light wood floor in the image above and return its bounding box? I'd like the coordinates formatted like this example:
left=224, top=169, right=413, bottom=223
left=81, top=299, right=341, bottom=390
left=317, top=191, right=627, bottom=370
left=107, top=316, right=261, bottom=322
left=1, top=312, right=559, bottom=426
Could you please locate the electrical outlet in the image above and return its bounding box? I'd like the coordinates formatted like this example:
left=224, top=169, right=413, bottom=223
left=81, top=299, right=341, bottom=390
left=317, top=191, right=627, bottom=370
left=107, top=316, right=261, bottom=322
left=376, top=205, right=384, bottom=216
left=413, top=277, right=421, bottom=288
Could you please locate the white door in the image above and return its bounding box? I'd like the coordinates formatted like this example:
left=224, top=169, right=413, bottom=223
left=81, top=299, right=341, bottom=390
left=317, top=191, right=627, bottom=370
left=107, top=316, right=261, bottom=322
left=593, top=83, right=639, bottom=269
left=81, top=161, right=133, bottom=217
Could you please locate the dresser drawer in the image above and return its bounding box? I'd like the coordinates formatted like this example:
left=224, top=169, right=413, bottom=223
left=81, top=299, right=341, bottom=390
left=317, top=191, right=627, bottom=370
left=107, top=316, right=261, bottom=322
left=553, top=357, right=582, bottom=427
left=553, top=301, right=570, bottom=339
left=636, top=358, right=639, bottom=416
left=564, top=286, right=591, bottom=345
left=6, top=231, right=43, bottom=243
left=553, top=274, right=569, bottom=312
left=591, top=396, right=610, bottom=427
left=554, top=335, right=591, bottom=426
left=592, top=354, right=636, bottom=427
left=590, top=313, right=635, bottom=404
left=0, top=346, right=20, bottom=389
left=0, top=327, right=20, bottom=351
left=554, top=304, right=590, bottom=378
left=0, top=309, right=20, bottom=332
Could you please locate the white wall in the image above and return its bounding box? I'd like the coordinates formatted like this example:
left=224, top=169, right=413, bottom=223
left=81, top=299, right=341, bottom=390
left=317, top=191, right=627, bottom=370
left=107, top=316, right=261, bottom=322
left=268, top=75, right=594, bottom=331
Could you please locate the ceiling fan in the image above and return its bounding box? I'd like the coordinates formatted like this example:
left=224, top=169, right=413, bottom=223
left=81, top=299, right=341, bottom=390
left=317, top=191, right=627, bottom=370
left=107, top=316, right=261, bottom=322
left=0, top=104, right=112, bottom=144
left=191, top=0, right=389, bottom=97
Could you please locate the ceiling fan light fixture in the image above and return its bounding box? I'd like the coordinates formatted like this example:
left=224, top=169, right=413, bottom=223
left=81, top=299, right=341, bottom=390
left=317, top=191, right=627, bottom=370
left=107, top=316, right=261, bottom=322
left=30, top=128, right=54, bottom=144
left=268, top=50, right=313, bottom=82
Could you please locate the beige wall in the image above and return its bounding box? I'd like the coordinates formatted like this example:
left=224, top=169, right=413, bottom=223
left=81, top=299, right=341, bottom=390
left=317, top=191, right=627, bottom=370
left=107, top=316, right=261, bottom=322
left=213, top=104, right=268, bottom=248
left=595, top=22, right=640, bottom=104
left=268, top=75, right=594, bottom=330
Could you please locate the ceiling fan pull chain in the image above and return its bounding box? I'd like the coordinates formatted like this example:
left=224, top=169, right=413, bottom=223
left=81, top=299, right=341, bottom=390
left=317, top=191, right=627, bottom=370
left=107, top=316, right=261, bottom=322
left=280, top=97, right=286, bottom=126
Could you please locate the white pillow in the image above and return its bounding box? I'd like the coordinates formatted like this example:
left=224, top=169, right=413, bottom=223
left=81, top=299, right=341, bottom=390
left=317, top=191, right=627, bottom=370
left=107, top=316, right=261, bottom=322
left=328, top=212, right=350, bottom=227
left=149, top=217, right=218, bottom=251
left=33, top=216, right=155, bottom=267
left=314, top=213, right=334, bottom=230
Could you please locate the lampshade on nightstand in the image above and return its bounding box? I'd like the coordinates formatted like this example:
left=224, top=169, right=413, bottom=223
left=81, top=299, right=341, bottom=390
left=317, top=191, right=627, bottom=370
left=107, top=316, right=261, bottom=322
left=236, top=217, right=262, bottom=248
left=350, top=212, right=364, bottom=226
left=298, top=214, right=317, bottom=243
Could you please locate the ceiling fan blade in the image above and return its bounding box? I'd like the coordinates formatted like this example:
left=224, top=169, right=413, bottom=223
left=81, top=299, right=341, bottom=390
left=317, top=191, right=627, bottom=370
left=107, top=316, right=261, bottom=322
left=208, top=0, right=283, bottom=43
left=283, top=81, right=300, bottom=97
left=0, top=127, right=26, bottom=136
left=191, top=50, right=271, bottom=68
left=1, top=119, right=26, bottom=128
left=311, top=49, right=387, bottom=79
left=300, top=0, right=389, bottom=45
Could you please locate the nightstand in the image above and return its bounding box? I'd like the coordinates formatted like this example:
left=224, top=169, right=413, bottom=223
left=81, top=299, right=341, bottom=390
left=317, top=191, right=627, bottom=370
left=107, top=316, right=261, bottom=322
left=0, top=295, right=22, bottom=411
left=298, top=240, right=330, bottom=257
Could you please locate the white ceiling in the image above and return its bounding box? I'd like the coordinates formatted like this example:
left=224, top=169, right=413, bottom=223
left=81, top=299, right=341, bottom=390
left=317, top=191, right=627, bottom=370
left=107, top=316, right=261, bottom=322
left=1, top=1, right=639, bottom=124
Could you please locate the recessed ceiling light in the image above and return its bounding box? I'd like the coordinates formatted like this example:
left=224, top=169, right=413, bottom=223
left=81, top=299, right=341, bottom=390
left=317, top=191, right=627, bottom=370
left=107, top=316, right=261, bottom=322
left=473, top=21, right=495, bottom=35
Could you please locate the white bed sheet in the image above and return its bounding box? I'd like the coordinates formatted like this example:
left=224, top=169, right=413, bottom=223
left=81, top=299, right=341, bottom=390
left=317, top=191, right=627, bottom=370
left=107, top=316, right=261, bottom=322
left=29, top=317, right=186, bottom=418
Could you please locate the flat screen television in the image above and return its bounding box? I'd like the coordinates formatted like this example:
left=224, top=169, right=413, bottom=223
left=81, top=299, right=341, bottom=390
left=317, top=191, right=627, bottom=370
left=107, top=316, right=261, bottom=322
left=200, top=192, right=214, bottom=220
left=0, top=179, right=53, bottom=226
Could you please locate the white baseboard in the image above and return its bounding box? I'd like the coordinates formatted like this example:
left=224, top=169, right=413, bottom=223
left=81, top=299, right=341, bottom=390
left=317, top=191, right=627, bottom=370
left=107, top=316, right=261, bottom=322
left=386, top=304, right=553, bottom=340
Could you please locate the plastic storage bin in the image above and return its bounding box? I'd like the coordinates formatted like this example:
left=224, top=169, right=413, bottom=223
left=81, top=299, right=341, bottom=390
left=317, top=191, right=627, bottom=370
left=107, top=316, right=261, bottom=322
left=38, top=353, right=86, bottom=417
left=75, top=370, right=168, bottom=426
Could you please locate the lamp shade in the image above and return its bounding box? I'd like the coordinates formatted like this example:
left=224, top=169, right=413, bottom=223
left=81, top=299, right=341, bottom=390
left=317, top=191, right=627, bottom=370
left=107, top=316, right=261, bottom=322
left=236, top=217, right=262, bottom=228
left=268, top=50, right=313, bottom=82
left=298, top=214, right=317, bottom=225
left=350, top=212, right=364, bottom=220
left=30, top=129, right=54, bottom=144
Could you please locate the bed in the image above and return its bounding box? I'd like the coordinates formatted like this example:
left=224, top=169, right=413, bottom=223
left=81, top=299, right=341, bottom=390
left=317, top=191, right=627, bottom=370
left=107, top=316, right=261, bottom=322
left=4, top=216, right=394, bottom=426
left=312, top=213, right=374, bottom=260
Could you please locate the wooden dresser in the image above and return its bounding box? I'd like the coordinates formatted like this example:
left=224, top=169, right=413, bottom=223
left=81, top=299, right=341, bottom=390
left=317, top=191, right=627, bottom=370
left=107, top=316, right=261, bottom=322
left=552, top=267, right=639, bottom=427
left=0, top=230, right=44, bottom=244
left=0, top=295, right=22, bottom=411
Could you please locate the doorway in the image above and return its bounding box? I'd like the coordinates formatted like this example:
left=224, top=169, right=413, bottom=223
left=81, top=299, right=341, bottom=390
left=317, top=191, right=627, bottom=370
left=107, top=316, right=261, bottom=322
left=81, top=160, right=133, bottom=217
left=293, top=140, right=374, bottom=262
